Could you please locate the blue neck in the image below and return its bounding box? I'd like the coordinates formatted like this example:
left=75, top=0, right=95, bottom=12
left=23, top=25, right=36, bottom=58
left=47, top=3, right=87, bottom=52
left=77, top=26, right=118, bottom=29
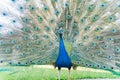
left=55, top=33, right=72, bottom=70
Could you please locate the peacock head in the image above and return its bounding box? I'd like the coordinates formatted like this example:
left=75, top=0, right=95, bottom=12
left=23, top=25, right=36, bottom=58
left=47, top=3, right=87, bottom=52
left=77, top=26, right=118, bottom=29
left=59, top=27, right=64, bottom=34
left=59, top=27, right=64, bottom=37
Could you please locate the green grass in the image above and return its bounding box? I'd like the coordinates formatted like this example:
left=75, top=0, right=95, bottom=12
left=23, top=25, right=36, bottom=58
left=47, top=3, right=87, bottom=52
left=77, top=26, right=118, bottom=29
left=0, top=65, right=120, bottom=80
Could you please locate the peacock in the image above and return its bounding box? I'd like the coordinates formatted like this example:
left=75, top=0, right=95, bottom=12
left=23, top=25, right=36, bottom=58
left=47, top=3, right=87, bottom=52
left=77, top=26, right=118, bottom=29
left=0, top=0, right=120, bottom=80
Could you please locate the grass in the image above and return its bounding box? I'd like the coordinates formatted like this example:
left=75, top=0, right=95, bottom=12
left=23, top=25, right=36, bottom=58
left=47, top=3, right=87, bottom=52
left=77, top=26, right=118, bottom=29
left=0, top=65, right=120, bottom=80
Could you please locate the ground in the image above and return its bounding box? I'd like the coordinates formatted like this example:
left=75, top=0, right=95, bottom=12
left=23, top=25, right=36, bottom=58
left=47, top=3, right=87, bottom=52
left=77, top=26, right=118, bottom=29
left=0, top=65, right=120, bottom=80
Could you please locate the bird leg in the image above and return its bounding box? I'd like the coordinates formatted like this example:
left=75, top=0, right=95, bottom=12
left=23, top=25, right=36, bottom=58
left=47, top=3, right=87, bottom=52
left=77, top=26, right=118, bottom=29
left=58, top=70, right=60, bottom=80
left=68, top=69, right=70, bottom=80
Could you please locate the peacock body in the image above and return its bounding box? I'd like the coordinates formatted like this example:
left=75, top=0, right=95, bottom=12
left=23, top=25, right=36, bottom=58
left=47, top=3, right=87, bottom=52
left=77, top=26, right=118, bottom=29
left=0, top=0, right=120, bottom=79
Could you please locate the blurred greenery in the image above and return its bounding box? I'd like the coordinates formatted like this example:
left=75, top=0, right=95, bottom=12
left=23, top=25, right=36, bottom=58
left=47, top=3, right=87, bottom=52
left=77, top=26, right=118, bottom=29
left=0, top=65, right=120, bottom=80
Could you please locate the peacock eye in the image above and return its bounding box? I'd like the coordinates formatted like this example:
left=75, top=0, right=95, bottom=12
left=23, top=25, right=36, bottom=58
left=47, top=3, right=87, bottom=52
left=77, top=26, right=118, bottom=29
left=55, top=10, right=60, bottom=16
left=33, top=35, right=39, bottom=40
left=0, top=61, right=3, bottom=63
left=29, top=5, right=35, bottom=11
left=108, top=37, right=114, bottom=41
left=108, top=16, right=116, bottom=22
left=36, top=40, right=41, bottom=45
left=22, top=35, right=29, bottom=40
left=0, top=24, right=3, bottom=27
left=20, top=6, right=23, bottom=9
left=22, top=17, right=29, bottom=23
left=26, top=42, right=32, bottom=47
left=22, top=27, right=29, bottom=32
left=66, top=15, right=72, bottom=20
left=104, top=45, right=108, bottom=48
left=75, top=9, right=80, bottom=14
left=9, top=62, right=12, bottom=64
left=11, top=0, right=16, bottom=2
left=92, top=15, right=99, bottom=21
left=2, top=12, right=7, bottom=16
left=16, top=44, right=22, bottom=49
left=34, top=26, right=40, bottom=31
left=100, top=3, right=107, bottom=8
left=10, top=40, right=17, bottom=44
left=73, top=31, right=78, bottom=36
left=111, top=29, right=117, bottom=33
left=50, top=19, right=55, bottom=23
left=0, top=41, right=4, bottom=46
left=12, top=20, right=16, bottom=23
left=31, top=48, right=36, bottom=52
left=87, top=5, right=94, bottom=11
left=45, top=26, right=50, bottom=31
left=58, top=22, right=65, bottom=27
left=118, top=4, right=120, bottom=8
left=8, top=31, right=15, bottom=35
left=30, top=61, right=32, bottom=63
left=80, top=17, right=86, bottom=23
left=43, top=35, right=49, bottom=39
left=111, top=67, right=114, bottom=69
left=103, top=66, right=106, bottom=69
left=115, top=48, right=120, bottom=53
left=5, top=48, right=12, bottom=53
left=72, top=22, right=78, bottom=28
left=65, top=3, right=69, bottom=8
left=52, top=0, right=58, bottom=2
left=107, top=56, right=112, bottom=59
left=18, top=62, right=21, bottom=64
left=38, top=16, right=43, bottom=22
left=43, top=6, right=49, bottom=11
